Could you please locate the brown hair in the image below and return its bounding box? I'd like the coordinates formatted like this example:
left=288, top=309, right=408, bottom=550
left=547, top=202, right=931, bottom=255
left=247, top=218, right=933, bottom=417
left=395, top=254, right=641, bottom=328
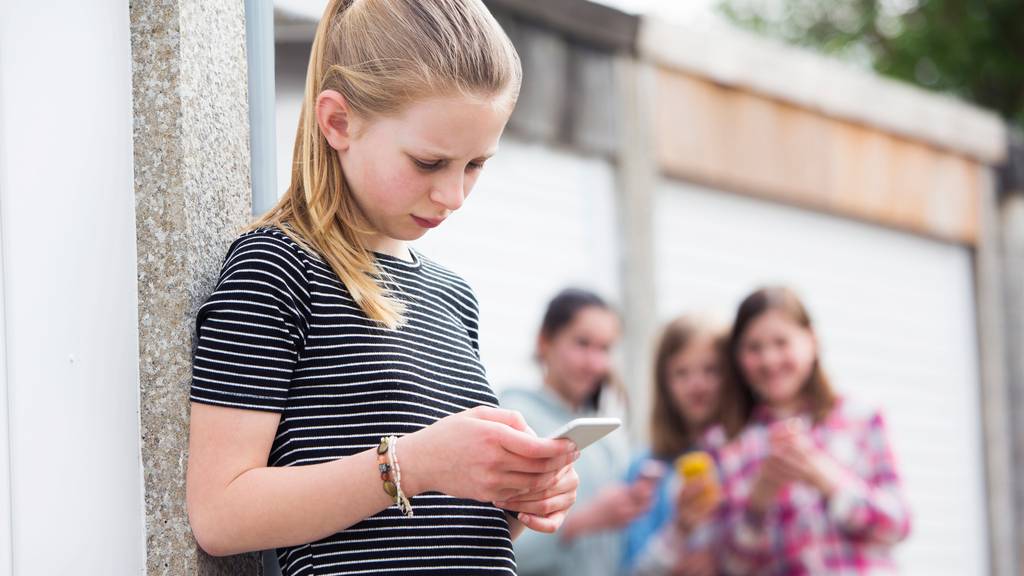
left=719, top=286, right=837, bottom=439
left=649, top=316, right=724, bottom=458
left=250, top=0, right=521, bottom=328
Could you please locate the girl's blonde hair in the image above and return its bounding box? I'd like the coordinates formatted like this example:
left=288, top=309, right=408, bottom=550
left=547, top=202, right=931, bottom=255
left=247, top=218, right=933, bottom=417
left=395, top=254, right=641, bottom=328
left=251, top=0, right=522, bottom=328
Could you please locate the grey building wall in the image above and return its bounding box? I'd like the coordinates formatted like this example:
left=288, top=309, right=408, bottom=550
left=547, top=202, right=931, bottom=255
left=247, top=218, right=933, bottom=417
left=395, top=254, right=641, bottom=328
left=131, top=0, right=260, bottom=573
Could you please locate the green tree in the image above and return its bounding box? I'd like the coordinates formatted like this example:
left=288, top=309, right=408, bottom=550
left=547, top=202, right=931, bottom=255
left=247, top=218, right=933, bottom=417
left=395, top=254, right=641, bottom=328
left=718, top=0, right=1024, bottom=128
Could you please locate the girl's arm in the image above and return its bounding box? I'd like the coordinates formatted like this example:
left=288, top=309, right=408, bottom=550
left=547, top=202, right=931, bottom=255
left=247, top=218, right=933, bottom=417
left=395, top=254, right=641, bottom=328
left=818, top=411, right=911, bottom=544
left=186, top=404, right=577, bottom=556
left=717, top=487, right=775, bottom=574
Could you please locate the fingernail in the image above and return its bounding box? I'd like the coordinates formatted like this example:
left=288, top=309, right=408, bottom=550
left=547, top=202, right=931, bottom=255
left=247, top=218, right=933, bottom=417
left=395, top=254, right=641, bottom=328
left=568, top=442, right=579, bottom=452
left=518, top=513, right=531, bottom=525
left=572, top=450, right=581, bottom=461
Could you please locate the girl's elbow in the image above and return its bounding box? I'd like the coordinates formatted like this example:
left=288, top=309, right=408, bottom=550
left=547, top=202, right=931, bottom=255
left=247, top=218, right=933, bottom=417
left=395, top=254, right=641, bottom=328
left=188, top=496, right=233, bottom=557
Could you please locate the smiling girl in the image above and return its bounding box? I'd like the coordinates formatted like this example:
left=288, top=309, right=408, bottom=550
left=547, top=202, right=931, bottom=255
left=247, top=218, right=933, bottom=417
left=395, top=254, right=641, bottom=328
left=716, top=287, right=911, bottom=575
left=184, top=1, right=579, bottom=574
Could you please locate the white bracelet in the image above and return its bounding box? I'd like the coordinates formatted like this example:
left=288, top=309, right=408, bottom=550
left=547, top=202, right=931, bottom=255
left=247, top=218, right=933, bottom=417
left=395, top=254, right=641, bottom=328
left=387, top=435, right=414, bottom=517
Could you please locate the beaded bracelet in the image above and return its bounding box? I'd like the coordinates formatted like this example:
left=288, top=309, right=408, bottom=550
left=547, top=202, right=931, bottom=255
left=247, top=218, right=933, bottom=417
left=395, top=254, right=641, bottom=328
left=377, top=436, right=414, bottom=517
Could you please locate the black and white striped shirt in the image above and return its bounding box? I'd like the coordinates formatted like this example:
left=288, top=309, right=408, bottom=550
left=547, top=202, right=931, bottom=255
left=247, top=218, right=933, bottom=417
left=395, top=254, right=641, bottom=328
left=189, top=226, right=515, bottom=575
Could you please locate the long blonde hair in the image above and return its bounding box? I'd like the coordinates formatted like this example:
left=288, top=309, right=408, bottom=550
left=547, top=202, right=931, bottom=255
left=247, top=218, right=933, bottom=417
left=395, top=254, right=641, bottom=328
left=251, top=0, right=521, bottom=328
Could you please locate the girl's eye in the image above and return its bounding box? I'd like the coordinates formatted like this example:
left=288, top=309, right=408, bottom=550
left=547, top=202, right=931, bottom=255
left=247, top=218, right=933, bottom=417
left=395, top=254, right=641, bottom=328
left=413, top=158, right=443, bottom=171
left=466, top=161, right=485, bottom=172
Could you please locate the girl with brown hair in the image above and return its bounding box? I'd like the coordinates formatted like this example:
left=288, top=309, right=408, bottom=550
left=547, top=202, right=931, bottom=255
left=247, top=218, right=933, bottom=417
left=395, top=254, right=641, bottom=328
left=715, top=287, right=911, bottom=575
left=501, top=288, right=650, bottom=576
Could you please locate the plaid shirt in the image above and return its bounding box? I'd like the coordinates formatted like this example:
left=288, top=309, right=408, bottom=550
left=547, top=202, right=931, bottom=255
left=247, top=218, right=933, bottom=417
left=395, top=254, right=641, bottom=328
left=715, top=397, right=911, bottom=576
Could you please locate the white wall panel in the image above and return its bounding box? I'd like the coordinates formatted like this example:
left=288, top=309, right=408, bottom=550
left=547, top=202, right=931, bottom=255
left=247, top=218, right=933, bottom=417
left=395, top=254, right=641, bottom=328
left=0, top=1, right=146, bottom=573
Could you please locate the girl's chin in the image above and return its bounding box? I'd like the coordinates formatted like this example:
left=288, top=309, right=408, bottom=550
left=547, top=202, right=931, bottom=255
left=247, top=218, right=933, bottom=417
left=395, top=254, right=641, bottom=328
left=755, top=382, right=801, bottom=401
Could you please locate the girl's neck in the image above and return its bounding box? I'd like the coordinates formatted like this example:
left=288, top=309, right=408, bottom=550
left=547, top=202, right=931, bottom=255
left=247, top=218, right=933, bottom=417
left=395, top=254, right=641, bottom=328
left=364, top=233, right=412, bottom=262
left=764, top=396, right=805, bottom=420
left=543, top=373, right=582, bottom=412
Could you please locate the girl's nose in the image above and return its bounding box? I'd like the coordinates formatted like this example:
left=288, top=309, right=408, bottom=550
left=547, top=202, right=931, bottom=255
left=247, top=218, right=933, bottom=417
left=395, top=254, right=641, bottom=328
left=431, top=172, right=466, bottom=211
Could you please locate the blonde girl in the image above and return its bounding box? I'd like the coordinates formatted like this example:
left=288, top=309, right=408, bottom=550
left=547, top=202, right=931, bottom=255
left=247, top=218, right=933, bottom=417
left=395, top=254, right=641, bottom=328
left=185, top=1, right=579, bottom=574
left=624, top=316, right=727, bottom=576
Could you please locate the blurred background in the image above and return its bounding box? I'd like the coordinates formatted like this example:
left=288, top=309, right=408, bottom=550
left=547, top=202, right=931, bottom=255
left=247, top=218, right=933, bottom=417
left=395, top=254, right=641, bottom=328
left=0, top=0, right=1022, bottom=574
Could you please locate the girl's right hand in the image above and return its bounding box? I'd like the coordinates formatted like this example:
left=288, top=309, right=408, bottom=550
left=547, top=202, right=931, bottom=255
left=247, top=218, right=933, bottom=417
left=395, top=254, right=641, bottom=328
left=674, top=478, right=719, bottom=533
left=561, top=477, right=656, bottom=540
left=400, top=406, right=578, bottom=504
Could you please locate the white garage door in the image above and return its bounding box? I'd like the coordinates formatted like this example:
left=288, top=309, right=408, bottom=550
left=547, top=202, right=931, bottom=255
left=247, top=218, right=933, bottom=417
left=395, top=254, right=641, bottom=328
left=655, top=180, right=988, bottom=576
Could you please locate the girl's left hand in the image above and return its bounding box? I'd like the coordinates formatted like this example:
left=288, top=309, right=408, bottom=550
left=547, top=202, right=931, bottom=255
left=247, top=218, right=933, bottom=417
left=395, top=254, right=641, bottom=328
left=674, top=478, right=719, bottom=534
left=494, top=463, right=579, bottom=533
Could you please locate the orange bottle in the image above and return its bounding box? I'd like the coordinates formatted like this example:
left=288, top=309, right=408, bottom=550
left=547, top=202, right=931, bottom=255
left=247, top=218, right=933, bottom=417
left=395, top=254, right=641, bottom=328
left=675, top=451, right=719, bottom=507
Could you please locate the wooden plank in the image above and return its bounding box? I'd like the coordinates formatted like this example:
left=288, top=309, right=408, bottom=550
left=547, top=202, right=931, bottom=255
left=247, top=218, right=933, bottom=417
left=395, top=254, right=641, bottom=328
left=654, top=68, right=983, bottom=245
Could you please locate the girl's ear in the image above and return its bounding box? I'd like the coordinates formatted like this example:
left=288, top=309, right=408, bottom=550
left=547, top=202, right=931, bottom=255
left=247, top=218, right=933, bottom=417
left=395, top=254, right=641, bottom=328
left=315, top=90, right=354, bottom=151
left=536, top=333, right=550, bottom=364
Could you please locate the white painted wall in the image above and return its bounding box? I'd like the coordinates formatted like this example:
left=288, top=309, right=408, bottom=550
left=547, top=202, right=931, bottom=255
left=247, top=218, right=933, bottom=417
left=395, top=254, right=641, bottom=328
left=655, top=180, right=988, bottom=576
left=0, top=1, right=146, bottom=574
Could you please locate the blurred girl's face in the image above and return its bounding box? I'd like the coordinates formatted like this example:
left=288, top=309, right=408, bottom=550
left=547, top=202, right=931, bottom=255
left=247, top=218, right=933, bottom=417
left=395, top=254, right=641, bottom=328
left=666, top=335, right=721, bottom=428
left=540, top=307, right=620, bottom=409
left=737, top=310, right=817, bottom=409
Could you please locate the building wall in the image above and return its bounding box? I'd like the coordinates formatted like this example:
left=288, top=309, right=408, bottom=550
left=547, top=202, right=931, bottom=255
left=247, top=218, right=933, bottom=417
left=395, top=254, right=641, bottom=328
left=0, top=0, right=146, bottom=572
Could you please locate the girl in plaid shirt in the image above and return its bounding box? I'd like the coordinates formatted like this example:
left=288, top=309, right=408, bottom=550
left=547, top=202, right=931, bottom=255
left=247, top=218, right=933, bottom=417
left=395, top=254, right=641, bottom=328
left=715, top=287, right=911, bottom=575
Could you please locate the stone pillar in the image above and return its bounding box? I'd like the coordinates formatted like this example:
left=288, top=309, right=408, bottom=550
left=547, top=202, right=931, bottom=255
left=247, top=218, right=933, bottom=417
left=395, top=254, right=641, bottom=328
left=130, top=0, right=258, bottom=573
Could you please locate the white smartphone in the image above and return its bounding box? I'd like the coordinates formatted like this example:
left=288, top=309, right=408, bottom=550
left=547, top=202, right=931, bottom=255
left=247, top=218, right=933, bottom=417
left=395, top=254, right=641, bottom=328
left=548, top=417, right=621, bottom=451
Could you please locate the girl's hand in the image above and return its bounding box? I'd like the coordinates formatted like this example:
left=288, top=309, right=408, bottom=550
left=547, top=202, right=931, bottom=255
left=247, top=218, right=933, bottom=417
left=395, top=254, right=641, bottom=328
left=494, top=463, right=580, bottom=533
left=674, top=478, right=719, bottom=534
left=560, top=477, right=657, bottom=540
left=401, top=406, right=578, bottom=504
left=769, top=427, right=843, bottom=497
left=748, top=457, right=790, bottom=514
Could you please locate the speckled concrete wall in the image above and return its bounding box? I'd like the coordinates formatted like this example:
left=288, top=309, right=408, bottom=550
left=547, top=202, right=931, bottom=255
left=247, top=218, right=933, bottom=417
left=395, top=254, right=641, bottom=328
left=131, top=0, right=259, bottom=573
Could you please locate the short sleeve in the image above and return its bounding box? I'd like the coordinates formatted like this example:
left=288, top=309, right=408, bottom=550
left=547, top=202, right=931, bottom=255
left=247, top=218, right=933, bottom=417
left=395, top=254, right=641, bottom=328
left=189, top=230, right=311, bottom=413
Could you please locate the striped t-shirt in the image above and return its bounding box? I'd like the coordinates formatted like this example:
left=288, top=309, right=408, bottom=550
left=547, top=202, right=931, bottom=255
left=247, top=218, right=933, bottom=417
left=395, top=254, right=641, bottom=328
left=189, top=226, right=515, bottom=575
